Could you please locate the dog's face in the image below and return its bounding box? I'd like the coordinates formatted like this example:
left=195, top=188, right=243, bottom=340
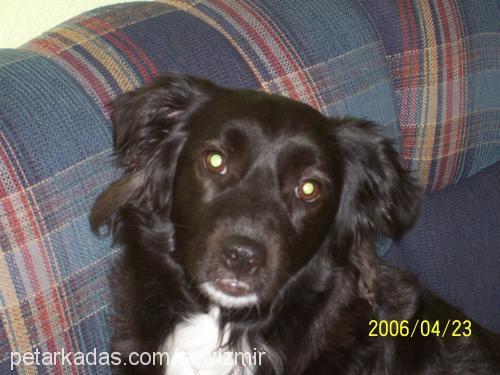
left=91, top=74, right=421, bottom=311
left=171, top=90, right=341, bottom=308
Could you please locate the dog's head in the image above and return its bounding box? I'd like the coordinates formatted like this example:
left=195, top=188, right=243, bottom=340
left=91, top=74, right=421, bottom=310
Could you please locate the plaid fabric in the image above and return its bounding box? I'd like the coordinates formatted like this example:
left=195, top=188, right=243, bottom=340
left=0, top=1, right=499, bottom=373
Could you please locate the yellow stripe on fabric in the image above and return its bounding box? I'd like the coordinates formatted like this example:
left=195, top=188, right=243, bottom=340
left=161, top=0, right=266, bottom=85
left=0, top=255, right=35, bottom=375
left=52, top=25, right=140, bottom=93
left=415, top=0, right=439, bottom=187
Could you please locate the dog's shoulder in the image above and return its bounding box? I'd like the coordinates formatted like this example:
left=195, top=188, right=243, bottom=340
left=375, top=265, right=500, bottom=373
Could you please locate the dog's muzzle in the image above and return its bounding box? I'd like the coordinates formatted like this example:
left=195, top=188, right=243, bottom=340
left=201, top=235, right=266, bottom=308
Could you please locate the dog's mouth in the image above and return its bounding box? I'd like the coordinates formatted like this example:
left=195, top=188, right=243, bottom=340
left=215, top=278, right=251, bottom=296
left=200, top=279, right=259, bottom=309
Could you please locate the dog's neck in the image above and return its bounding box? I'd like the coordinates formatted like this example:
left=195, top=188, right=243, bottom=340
left=161, top=306, right=257, bottom=375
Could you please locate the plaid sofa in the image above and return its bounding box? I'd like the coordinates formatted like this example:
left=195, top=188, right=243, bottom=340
left=0, top=1, right=499, bottom=373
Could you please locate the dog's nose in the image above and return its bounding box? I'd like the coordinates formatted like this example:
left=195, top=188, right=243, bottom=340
left=221, top=236, right=266, bottom=275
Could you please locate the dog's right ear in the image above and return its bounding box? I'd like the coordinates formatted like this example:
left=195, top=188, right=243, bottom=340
left=112, top=74, right=214, bottom=170
left=90, top=74, right=214, bottom=235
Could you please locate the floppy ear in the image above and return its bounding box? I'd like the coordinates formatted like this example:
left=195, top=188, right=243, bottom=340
left=90, top=73, right=213, bottom=235
left=330, top=119, right=422, bottom=303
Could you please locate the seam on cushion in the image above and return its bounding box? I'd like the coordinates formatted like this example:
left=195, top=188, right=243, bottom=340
left=262, top=41, right=398, bottom=110
left=407, top=141, right=499, bottom=162
left=386, top=32, right=500, bottom=59
left=260, top=40, right=384, bottom=88
left=325, top=78, right=397, bottom=109
left=159, top=0, right=201, bottom=11
left=262, top=33, right=500, bottom=91
left=391, top=68, right=500, bottom=90
left=388, top=107, right=500, bottom=128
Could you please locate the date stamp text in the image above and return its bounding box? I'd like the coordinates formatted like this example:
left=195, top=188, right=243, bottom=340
left=369, top=319, right=472, bottom=337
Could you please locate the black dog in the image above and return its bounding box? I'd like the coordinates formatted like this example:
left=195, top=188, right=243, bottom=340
left=91, top=73, right=499, bottom=374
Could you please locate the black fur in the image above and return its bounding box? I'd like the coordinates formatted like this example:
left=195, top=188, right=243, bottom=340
left=91, top=73, right=500, bottom=374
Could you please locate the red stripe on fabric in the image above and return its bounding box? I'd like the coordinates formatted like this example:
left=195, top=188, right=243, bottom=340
left=445, top=2, right=465, bottom=186
left=79, top=17, right=158, bottom=83
left=19, top=228, right=61, bottom=363
left=449, top=3, right=465, bottom=184
left=434, top=1, right=454, bottom=189
left=0, top=212, right=60, bottom=366
left=1, top=134, right=72, bottom=365
left=210, top=0, right=299, bottom=98
left=1, top=196, right=27, bottom=246
left=397, top=0, right=421, bottom=167
left=31, top=39, right=112, bottom=114
left=434, top=1, right=465, bottom=189
left=33, top=293, right=63, bottom=374
left=234, top=0, right=320, bottom=108
left=49, top=289, right=78, bottom=375
left=0, top=147, right=29, bottom=246
left=12, top=170, right=75, bottom=358
left=47, top=275, right=76, bottom=368
left=2, top=203, right=61, bottom=363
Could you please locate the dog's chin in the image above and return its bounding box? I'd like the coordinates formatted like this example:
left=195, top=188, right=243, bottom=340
left=200, top=281, right=259, bottom=309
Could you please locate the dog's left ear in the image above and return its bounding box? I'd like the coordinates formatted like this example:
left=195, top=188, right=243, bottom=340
left=329, top=119, right=422, bottom=303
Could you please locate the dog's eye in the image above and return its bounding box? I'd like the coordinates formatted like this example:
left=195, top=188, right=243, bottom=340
left=203, top=151, right=227, bottom=175
left=295, top=180, right=320, bottom=202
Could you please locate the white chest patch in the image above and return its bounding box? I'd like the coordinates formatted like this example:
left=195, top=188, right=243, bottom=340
left=161, top=307, right=254, bottom=375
